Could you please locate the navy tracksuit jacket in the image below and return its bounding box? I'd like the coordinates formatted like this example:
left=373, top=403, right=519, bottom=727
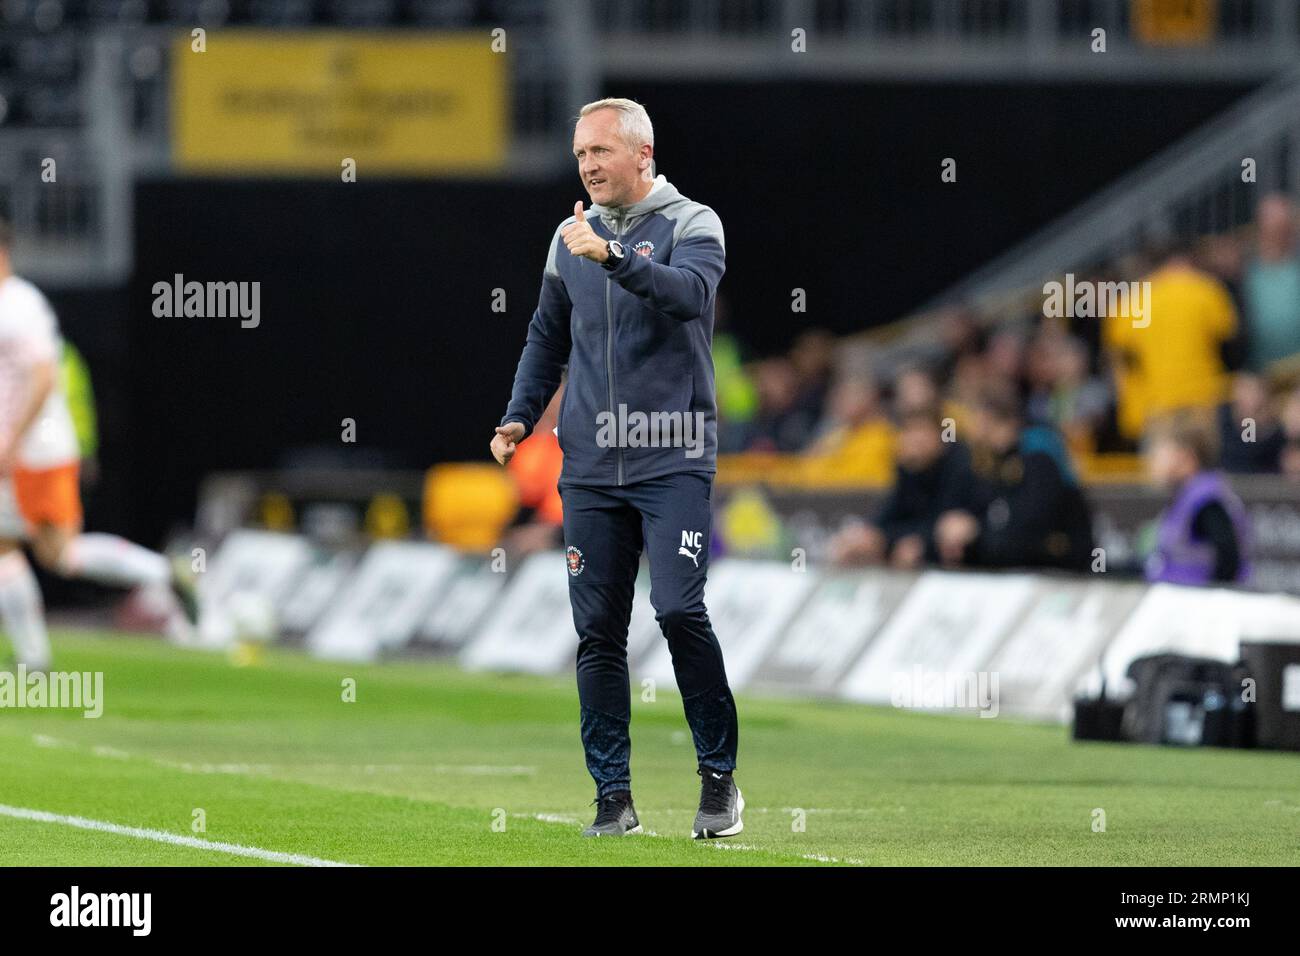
left=500, top=175, right=738, bottom=796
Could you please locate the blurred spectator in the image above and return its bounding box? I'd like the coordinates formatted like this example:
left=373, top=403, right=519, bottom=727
left=1062, top=267, right=1114, bottom=366
left=934, top=305, right=984, bottom=384
left=1216, top=373, right=1283, bottom=474
left=1025, top=321, right=1061, bottom=409
left=1279, top=387, right=1300, bottom=481
left=934, top=387, right=1094, bottom=571
left=896, top=360, right=975, bottom=447
left=1105, top=243, right=1239, bottom=443
left=1142, top=412, right=1250, bottom=585
left=1199, top=232, right=1246, bottom=316
left=1027, top=333, right=1111, bottom=453
left=892, top=362, right=940, bottom=413
left=1280, top=386, right=1300, bottom=439
left=827, top=405, right=976, bottom=569
left=944, top=351, right=987, bottom=436
left=1243, top=194, right=1300, bottom=372
left=500, top=387, right=564, bottom=557
left=788, top=329, right=836, bottom=426
left=802, top=374, right=895, bottom=484
left=747, top=357, right=818, bottom=452
left=713, top=294, right=759, bottom=453
left=985, top=327, right=1029, bottom=403
left=1281, top=443, right=1300, bottom=479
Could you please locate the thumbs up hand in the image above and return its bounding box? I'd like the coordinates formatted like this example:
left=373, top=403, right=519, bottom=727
left=561, top=201, right=610, bottom=263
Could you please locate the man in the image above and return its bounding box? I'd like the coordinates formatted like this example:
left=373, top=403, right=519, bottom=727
left=491, top=98, right=741, bottom=839
left=802, top=373, right=895, bottom=485
left=1243, top=194, right=1300, bottom=372
left=1105, top=242, right=1239, bottom=443
left=827, top=404, right=975, bottom=569
left=934, top=388, right=1094, bottom=571
left=0, top=218, right=198, bottom=671
left=1216, top=372, right=1283, bottom=474
left=1143, top=412, right=1250, bottom=586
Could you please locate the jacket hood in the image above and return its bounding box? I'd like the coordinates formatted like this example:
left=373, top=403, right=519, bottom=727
left=589, top=174, right=680, bottom=228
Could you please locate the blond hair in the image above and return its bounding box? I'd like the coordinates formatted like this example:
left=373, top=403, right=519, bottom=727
left=1147, top=409, right=1220, bottom=469
left=578, top=98, right=655, bottom=175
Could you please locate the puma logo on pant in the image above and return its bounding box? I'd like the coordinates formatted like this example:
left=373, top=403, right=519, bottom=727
left=678, top=530, right=704, bottom=568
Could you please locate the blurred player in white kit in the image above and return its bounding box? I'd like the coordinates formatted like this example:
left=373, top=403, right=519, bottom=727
left=0, top=217, right=197, bottom=671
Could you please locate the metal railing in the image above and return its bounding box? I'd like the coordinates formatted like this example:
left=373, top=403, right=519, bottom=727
left=928, top=62, right=1300, bottom=311
left=597, top=0, right=1300, bottom=80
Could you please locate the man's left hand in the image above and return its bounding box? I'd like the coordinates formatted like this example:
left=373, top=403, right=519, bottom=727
left=934, top=510, right=979, bottom=566
left=561, top=202, right=609, bottom=263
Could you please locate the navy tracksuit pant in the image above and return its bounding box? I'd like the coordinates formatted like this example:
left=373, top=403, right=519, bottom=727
left=560, top=471, right=738, bottom=798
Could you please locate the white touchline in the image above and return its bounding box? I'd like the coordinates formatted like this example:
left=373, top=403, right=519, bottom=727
left=0, top=804, right=358, bottom=867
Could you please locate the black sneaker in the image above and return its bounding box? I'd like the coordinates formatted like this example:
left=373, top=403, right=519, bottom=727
left=692, top=767, right=744, bottom=839
left=581, top=790, right=642, bottom=837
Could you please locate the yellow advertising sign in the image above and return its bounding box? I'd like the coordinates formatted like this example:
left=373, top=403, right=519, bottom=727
left=173, top=32, right=507, bottom=175
left=1132, top=0, right=1217, bottom=46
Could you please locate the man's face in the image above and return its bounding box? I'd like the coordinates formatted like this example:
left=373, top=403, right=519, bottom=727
left=573, top=109, right=647, bottom=208
left=973, top=408, right=1018, bottom=455
left=1146, top=439, right=1192, bottom=490
left=1258, top=197, right=1296, bottom=249
left=895, top=371, right=937, bottom=410
left=897, top=420, right=942, bottom=471
left=1232, top=374, right=1267, bottom=418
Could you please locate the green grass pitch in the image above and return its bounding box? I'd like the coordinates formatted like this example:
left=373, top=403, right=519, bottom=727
left=1, top=630, right=1297, bottom=866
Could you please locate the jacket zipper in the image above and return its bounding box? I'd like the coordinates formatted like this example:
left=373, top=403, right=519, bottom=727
left=606, top=213, right=625, bottom=486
